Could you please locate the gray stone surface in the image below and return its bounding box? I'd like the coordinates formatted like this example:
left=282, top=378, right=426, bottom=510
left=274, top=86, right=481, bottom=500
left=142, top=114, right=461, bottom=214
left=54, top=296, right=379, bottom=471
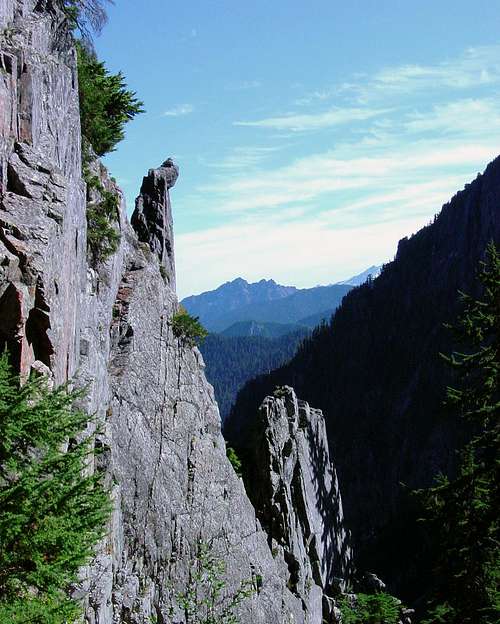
left=0, top=3, right=348, bottom=622
left=0, top=0, right=85, bottom=385
left=246, top=387, right=353, bottom=620
left=131, top=159, right=178, bottom=291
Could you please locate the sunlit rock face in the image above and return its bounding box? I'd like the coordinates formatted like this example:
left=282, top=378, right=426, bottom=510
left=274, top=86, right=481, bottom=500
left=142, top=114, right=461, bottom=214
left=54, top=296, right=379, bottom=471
left=0, top=3, right=354, bottom=622
left=131, top=158, right=178, bottom=291
left=0, top=0, right=85, bottom=384
left=240, top=387, right=354, bottom=621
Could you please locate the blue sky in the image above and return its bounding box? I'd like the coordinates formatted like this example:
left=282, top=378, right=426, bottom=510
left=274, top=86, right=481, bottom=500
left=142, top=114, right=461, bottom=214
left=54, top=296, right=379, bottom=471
left=96, top=0, right=500, bottom=298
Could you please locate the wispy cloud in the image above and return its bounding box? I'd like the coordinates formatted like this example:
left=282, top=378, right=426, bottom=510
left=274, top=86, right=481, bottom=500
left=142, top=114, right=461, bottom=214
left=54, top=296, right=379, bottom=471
left=294, top=90, right=333, bottom=106
left=404, top=98, right=500, bottom=135
left=163, top=104, right=195, bottom=117
left=372, top=45, right=500, bottom=92
left=227, top=80, right=262, bottom=91
left=202, top=145, right=286, bottom=170
left=289, top=45, right=500, bottom=109
left=175, top=44, right=500, bottom=297
left=196, top=141, right=497, bottom=215
left=234, top=106, right=390, bottom=132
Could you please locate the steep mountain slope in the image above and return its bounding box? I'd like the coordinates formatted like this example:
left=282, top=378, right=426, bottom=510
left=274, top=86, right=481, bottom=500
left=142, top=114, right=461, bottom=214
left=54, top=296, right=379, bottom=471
left=226, top=157, right=500, bottom=600
left=221, top=319, right=307, bottom=337
left=200, top=329, right=309, bottom=421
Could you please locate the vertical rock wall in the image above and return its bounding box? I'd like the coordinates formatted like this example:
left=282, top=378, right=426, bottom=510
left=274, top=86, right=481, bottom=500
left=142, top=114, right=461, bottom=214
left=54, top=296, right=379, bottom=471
left=0, top=3, right=352, bottom=622
left=244, top=387, right=353, bottom=622
left=0, top=0, right=85, bottom=385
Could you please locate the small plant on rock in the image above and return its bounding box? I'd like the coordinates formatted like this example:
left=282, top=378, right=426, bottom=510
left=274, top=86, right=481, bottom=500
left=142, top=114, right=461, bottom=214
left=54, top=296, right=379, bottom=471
left=226, top=446, right=242, bottom=477
left=172, top=307, right=208, bottom=348
left=84, top=171, right=121, bottom=264
left=172, top=540, right=256, bottom=624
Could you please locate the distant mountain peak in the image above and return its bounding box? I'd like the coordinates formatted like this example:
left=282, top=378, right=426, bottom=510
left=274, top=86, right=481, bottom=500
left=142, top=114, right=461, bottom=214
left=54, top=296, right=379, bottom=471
left=181, top=277, right=299, bottom=330
left=337, top=265, right=382, bottom=286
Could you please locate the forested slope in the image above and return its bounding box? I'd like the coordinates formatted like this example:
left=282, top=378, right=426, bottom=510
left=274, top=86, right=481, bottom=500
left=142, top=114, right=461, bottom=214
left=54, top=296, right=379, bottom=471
left=201, top=329, right=308, bottom=421
left=226, top=156, right=500, bottom=601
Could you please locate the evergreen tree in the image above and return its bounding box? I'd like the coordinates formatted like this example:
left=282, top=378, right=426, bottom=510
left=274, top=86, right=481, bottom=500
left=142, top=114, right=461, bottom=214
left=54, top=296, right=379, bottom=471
left=418, top=241, right=500, bottom=624
left=76, top=41, right=144, bottom=158
left=0, top=354, right=111, bottom=623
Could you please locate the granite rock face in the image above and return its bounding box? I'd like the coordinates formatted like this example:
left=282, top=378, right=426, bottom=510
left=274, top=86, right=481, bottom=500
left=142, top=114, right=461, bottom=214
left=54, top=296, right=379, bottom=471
left=0, top=0, right=85, bottom=384
left=0, top=3, right=348, bottom=622
left=131, top=159, right=178, bottom=291
left=244, top=387, right=353, bottom=621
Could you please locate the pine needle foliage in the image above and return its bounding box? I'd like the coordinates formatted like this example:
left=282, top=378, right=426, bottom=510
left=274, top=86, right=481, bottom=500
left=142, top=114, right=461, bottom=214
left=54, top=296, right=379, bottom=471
left=76, top=41, right=144, bottom=158
left=60, top=0, right=111, bottom=40
left=0, top=354, right=111, bottom=623
left=417, top=241, right=500, bottom=624
left=339, top=593, right=401, bottom=624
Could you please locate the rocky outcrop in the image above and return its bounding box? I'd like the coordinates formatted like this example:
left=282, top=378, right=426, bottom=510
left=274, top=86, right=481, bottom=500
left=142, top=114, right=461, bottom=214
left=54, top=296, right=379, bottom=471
left=0, top=2, right=351, bottom=622
left=76, top=163, right=310, bottom=623
left=131, top=159, right=178, bottom=290
left=242, top=387, right=353, bottom=622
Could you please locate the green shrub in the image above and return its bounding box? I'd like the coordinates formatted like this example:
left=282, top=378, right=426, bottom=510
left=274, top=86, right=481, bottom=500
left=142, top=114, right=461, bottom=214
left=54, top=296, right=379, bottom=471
left=84, top=171, right=121, bottom=264
left=339, top=593, right=401, bottom=624
left=0, top=353, right=111, bottom=623
left=76, top=41, right=144, bottom=158
left=226, top=446, right=242, bottom=477
left=172, top=308, right=208, bottom=348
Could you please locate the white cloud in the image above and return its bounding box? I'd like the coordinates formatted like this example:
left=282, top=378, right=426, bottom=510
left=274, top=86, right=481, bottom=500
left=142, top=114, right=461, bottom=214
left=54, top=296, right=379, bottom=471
left=234, top=107, right=390, bottom=132
left=202, top=145, right=286, bottom=170
left=163, top=104, right=195, bottom=117
left=176, top=136, right=498, bottom=297
left=372, top=45, right=500, bottom=92
left=404, top=98, right=500, bottom=135
left=175, top=214, right=428, bottom=298
left=294, top=90, right=334, bottom=106
left=196, top=141, right=497, bottom=215
left=289, top=45, right=500, bottom=109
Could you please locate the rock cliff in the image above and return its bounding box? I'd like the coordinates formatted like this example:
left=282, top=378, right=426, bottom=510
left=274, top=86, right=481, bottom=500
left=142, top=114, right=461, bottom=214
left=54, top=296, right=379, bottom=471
left=246, top=387, right=353, bottom=622
left=0, top=2, right=352, bottom=622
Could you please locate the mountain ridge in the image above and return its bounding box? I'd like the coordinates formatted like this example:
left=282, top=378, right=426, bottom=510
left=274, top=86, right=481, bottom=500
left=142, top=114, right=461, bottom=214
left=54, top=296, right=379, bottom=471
left=182, top=277, right=364, bottom=332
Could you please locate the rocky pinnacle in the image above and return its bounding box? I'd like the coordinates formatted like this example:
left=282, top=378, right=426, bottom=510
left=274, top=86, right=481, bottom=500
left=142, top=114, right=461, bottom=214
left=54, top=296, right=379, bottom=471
left=131, top=158, right=178, bottom=290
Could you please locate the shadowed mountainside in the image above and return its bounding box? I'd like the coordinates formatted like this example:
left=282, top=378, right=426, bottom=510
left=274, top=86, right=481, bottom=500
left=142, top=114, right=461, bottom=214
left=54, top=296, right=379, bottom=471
left=226, top=156, right=500, bottom=602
